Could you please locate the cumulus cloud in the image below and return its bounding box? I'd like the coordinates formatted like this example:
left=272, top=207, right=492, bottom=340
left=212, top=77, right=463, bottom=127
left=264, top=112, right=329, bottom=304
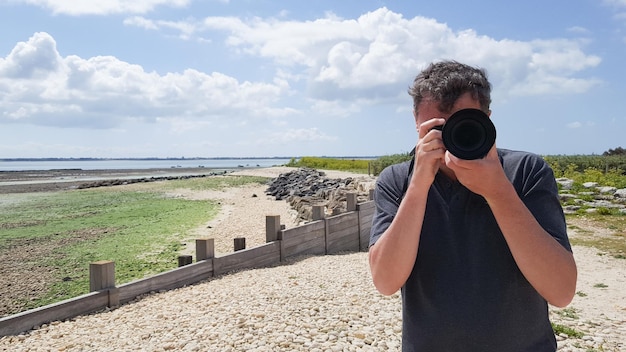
left=0, top=8, right=604, bottom=134
left=192, top=8, right=602, bottom=101
left=0, top=32, right=292, bottom=129
left=16, top=0, right=190, bottom=16
left=120, top=8, right=603, bottom=103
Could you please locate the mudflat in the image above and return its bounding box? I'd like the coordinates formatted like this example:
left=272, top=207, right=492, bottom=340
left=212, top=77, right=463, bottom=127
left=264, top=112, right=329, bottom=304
left=0, top=168, right=230, bottom=194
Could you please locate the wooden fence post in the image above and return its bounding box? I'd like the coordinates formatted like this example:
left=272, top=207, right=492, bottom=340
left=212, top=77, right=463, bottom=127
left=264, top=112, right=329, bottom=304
left=178, top=255, right=193, bottom=267
left=89, top=260, right=119, bottom=308
left=312, top=205, right=325, bottom=221
left=369, top=189, right=375, bottom=201
left=234, top=237, right=246, bottom=251
left=196, top=238, right=215, bottom=261
left=266, top=215, right=281, bottom=243
left=89, top=260, right=115, bottom=292
left=346, top=192, right=357, bottom=212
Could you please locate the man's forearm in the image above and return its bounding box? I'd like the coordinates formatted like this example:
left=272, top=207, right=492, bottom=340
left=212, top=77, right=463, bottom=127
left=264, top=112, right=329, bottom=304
left=369, top=184, right=429, bottom=295
left=486, top=184, right=577, bottom=307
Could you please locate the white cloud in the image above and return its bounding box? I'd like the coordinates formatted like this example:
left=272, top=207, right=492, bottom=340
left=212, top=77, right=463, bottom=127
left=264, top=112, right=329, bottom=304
left=567, top=26, right=590, bottom=34
left=0, top=32, right=293, bottom=129
left=264, top=128, right=337, bottom=144
left=567, top=121, right=583, bottom=128
left=566, top=121, right=596, bottom=129
left=195, top=8, right=601, bottom=100
left=123, top=8, right=602, bottom=102
left=124, top=16, right=199, bottom=40
left=18, top=0, right=190, bottom=15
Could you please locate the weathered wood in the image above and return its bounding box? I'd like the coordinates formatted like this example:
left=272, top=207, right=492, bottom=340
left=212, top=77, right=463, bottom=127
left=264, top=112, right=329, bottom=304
left=89, top=260, right=115, bottom=292
left=279, top=220, right=326, bottom=260
left=312, top=205, right=325, bottom=220
left=108, top=287, right=120, bottom=308
left=196, top=238, right=215, bottom=261
left=265, top=215, right=281, bottom=243
left=213, top=242, right=281, bottom=276
left=118, top=260, right=214, bottom=304
left=346, top=192, right=357, bottom=212
left=358, top=201, right=375, bottom=251
left=178, top=255, right=193, bottom=267
left=234, top=237, right=246, bottom=251
left=326, top=212, right=359, bottom=254
left=0, top=291, right=108, bottom=337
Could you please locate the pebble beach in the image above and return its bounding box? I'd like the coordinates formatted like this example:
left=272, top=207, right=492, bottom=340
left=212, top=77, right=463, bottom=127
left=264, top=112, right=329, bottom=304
left=0, top=167, right=624, bottom=351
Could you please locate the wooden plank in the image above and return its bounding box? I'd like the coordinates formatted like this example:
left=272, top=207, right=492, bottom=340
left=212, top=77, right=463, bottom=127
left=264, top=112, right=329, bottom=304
left=279, top=220, right=325, bottom=238
left=357, top=201, right=375, bottom=213
left=213, top=242, right=281, bottom=276
left=358, top=201, right=375, bottom=251
left=280, top=220, right=326, bottom=259
left=0, top=291, right=108, bottom=337
left=326, top=213, right=359, bottom=254
left=118, top=260, right=214, bottom=303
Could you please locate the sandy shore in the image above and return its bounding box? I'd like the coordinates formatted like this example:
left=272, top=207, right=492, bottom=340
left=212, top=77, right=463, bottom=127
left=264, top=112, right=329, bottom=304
left=0, top=167, right=624, bottom=351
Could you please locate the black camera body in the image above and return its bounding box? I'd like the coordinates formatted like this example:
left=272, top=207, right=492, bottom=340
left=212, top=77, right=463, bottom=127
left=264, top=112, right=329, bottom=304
left=433, top=108, right=496, bottom=160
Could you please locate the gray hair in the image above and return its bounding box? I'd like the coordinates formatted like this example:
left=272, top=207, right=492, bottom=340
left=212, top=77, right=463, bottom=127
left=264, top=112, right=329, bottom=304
left=408, top=60, right=492, bottom=114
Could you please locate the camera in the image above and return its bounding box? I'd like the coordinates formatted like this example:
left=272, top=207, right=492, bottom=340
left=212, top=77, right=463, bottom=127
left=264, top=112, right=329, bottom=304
left=433, top=108, right=496, bottom=160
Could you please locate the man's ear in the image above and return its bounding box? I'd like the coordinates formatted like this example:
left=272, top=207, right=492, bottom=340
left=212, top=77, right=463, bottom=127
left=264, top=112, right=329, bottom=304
left=488, top=109, right=492, bottom=117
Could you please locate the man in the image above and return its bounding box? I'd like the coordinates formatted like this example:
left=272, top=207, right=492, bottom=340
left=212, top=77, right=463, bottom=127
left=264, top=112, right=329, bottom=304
left=368, top=61, right=577, bottom=351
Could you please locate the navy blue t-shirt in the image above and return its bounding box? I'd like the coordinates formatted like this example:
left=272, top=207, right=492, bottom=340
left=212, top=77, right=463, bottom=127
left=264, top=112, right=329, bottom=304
left=370, top=149, right=572, bottom=352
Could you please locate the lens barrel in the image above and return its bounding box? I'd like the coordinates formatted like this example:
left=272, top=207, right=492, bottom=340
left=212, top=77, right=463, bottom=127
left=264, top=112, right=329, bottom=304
left=441, top=108, right=496, bottom=160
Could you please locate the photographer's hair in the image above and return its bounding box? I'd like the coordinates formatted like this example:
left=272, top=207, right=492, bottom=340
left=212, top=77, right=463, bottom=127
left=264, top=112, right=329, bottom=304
left=408, top=60, right=492, bottom=114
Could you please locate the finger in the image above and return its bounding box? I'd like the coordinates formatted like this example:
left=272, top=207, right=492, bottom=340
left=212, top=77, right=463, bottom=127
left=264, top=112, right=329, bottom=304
left=418, top=118, right=446, bottom=139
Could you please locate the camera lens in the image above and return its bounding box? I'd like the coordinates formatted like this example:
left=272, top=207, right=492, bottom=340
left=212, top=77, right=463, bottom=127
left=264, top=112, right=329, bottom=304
left=441, top=109, right=496, bottom=160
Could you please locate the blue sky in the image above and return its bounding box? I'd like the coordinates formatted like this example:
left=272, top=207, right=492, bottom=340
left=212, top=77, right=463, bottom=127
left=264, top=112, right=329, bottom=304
left=0, top=0, right=625, bottom=158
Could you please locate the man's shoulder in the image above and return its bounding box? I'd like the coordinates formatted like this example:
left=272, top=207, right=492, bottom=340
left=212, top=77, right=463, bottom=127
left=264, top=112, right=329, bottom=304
left=378, top=159, right=412, bottom=182
left=497, top=148, right=546, bottom=167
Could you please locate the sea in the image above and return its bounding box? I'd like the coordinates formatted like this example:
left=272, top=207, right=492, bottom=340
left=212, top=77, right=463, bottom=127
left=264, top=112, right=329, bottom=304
left=0, top=158, right=293, bottom=172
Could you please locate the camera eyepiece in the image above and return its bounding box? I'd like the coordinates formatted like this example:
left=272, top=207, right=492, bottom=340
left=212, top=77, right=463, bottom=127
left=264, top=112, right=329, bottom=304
left=439, top=109, right=496, bottom=160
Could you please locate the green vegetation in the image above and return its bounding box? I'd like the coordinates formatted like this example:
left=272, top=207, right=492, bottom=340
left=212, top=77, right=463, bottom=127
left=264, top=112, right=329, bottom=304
left=286, top=156, right=373, bottom=173
left=0, top=175, right=268, bottom=311
left=545, top=154, right=626, bottom=189
left=368, top=153, right=413, bottom=176
left=551, top=323, right=584, bottom=338
left=554, top=307, right=579, bottom=319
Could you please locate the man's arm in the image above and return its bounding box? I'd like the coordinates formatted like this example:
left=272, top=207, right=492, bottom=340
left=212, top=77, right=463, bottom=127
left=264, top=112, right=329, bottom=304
left=369, top=179, right=429, bottom=295
left=369, top=119, right=447, bottom=295
left=486, top=183, right=576, bottom=307
left=446, top=147, right=577, bottom=307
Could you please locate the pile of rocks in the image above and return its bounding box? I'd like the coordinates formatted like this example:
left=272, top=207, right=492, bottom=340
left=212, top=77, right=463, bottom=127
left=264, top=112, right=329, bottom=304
left=265, top=168, right=375, bottom=222
left=556, top=178, right=626, bottom=214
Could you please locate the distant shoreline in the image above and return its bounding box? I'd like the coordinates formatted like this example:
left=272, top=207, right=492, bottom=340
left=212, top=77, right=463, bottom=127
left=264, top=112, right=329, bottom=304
left=0, top=156, right=377, bottom=162
left=0, top=167, right=241, bottom=194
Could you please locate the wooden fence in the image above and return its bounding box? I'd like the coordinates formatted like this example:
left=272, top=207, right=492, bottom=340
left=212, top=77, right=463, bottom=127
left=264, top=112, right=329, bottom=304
left=0, top=193, right=375, bottom=337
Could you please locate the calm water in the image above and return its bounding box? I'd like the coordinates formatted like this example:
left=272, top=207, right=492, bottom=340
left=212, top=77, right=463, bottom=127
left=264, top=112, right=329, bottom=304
left=0, top=158, right=292, bottom=172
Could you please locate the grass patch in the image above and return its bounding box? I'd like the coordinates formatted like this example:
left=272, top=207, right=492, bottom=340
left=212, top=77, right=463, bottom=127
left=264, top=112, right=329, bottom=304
left=567, top=214, right=626, bottom=259
left=551, top=323, right=584, bottom=338
left=0, top=175, right=266, bottom=311
left=554, top=307, right=580, bottom=319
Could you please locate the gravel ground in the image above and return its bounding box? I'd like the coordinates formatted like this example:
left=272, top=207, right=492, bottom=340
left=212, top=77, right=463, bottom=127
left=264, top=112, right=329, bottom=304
left=0, top=167, right=624, bottom=351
